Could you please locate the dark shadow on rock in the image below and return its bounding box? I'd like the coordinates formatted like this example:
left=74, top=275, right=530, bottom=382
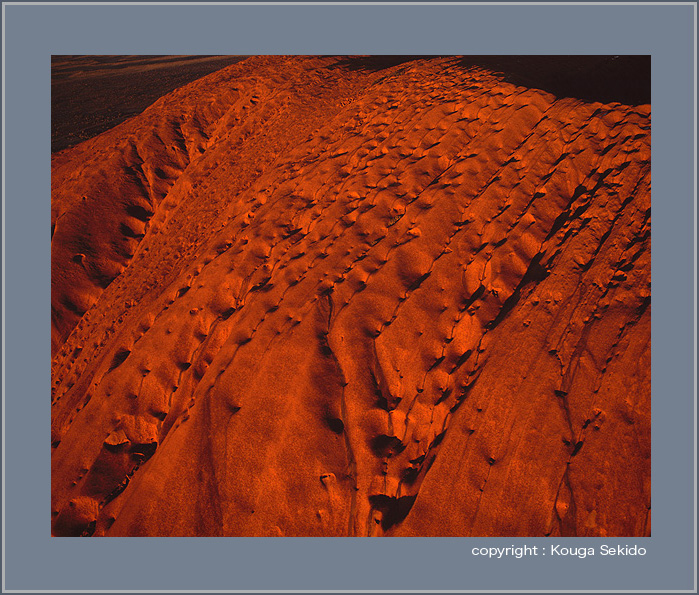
left=455, top=55, right=650, bottom=106
left=369, top=494, right=417, bottom=530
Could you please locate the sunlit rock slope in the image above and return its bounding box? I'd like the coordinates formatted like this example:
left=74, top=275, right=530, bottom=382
left=51, top=56, right=651, bottom=537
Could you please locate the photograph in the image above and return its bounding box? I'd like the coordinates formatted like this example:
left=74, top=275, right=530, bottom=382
left=50, top=54, right=651, bottom=538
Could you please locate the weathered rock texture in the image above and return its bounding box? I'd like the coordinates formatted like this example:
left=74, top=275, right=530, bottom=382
left=51, top=56, right=651, bottom=537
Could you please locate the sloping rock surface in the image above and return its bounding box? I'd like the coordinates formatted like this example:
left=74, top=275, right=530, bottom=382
left=51, top=56, right=650, bottom=537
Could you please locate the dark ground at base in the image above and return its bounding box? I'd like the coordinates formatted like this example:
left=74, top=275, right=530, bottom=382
left=52, top=55, right=247, bottom=153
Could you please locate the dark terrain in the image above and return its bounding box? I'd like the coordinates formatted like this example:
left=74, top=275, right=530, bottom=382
left=51, top=55, right=246, bottom=152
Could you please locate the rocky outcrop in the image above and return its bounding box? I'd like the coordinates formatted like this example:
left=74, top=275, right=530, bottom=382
left=51, top=56, right=650, bottom=537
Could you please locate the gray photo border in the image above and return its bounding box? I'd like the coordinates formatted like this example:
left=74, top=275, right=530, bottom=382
left=2, top=1, right=696, bottom=592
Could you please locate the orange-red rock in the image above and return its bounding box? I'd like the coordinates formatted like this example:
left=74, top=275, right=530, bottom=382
left=51, top=56, right=651, bottom=537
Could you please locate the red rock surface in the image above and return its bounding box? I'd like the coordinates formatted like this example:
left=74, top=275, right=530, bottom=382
left=51, top=56, right=651, bottom=537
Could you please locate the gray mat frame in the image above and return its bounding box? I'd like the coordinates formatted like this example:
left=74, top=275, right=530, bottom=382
left=2, top=2, right=696, bottom=592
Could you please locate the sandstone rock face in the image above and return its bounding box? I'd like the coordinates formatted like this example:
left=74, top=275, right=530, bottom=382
left=51, top=56, right=651, bottom=537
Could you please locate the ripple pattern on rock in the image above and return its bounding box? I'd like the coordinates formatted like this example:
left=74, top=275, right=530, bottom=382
left=51, top=56, right=650, bottom=537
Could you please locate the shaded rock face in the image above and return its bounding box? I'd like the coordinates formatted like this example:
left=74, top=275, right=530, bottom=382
left=51, top=56, right=650, bottom=537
